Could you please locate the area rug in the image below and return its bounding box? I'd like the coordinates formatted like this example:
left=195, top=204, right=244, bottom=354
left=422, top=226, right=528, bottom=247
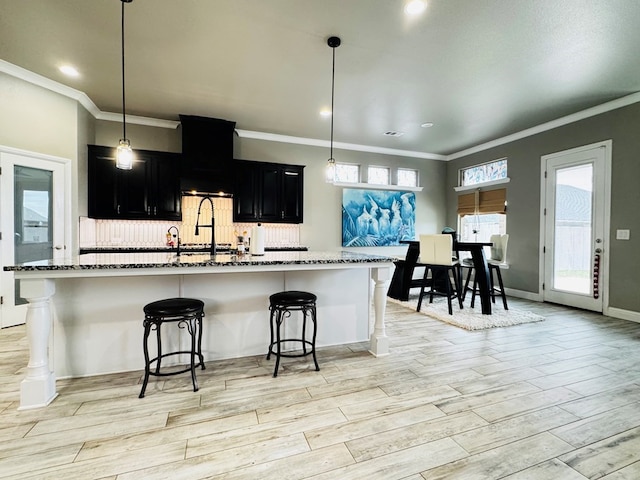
left=388, top=294, right=545, bottom=331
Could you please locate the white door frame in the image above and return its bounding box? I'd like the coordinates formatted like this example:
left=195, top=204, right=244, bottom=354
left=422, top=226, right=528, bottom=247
left=539, top=140, right=612, bottom=314
left=0, top=145, right=71, bottom=328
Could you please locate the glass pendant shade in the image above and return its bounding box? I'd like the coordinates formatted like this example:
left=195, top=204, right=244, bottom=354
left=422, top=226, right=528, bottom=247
left=116, top=138, right=133, bottom=170
left=325, top=157, right=336, bottom=183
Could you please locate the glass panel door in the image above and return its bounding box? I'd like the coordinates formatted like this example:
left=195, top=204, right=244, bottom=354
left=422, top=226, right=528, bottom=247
left=552, top=164, right=592, bottom=295
left=14, top=166, right=54, bottom=305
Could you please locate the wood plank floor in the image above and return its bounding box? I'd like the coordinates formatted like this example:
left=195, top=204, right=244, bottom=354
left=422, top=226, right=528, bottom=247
left=2, top=297, right=640, bottom=479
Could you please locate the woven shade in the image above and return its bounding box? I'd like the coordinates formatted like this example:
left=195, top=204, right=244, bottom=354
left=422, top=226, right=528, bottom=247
left=457, top=188, right=506, bottom=216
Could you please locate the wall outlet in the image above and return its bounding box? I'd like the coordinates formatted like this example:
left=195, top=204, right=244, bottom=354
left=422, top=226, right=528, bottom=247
left=616, top=229, right=630, bottom=240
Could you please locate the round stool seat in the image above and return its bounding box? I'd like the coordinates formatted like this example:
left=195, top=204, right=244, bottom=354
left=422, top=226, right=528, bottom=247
left=269, top=291, right=317, bottom=307
left=144, top=298, right=204, bottom=317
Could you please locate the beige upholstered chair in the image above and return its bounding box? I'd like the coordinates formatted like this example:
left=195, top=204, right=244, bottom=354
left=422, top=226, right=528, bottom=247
left=416, top=234, right=463, bottom=315
left=463, top=233, right=509, bottom=310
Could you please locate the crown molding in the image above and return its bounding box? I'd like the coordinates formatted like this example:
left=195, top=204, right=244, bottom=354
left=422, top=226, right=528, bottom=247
left=3, top=59, right=639, bottom=162
left=235, top=129, right=447, bottom=161
left=97, top=111, right=180, bottom=129
left=446, top=92, right=640, bottom=160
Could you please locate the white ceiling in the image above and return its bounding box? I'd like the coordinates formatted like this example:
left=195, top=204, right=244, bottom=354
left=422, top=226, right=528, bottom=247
left=1, top=0, right=639, bottom=157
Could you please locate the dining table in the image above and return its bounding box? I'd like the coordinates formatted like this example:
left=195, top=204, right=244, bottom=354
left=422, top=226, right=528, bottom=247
left=388, top=240, right=494, bottom=314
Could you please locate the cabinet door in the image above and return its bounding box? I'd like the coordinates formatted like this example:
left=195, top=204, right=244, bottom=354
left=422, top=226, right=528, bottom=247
left=119, top=155, right=150, bottom=219
left=281, top=166, right=304, bottom=223
left=233, top=161, right=259, bottom=222
left=259, top=165, right=281, bottom=222
left=88, top=146, right=120, bottom=218
left=150, top=152, right=181, bottom=220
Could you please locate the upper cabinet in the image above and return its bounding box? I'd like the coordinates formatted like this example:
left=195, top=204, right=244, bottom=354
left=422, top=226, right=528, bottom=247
left=179, top=115, right=236, bottom=195
left=233, top=160, right=304, bottom=224
left=88, top=145, right=181, bottom=220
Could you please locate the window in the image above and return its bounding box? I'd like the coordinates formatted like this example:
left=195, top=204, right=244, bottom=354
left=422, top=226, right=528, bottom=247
left=457, top=188, right=507, bottom=244
left=397, top=168, right=418, bottom=187
left=368, top=166, right=390, bottom=185
left=460, top=158, right=507, bottom=187
left=335, top=163, right=360, bottom=183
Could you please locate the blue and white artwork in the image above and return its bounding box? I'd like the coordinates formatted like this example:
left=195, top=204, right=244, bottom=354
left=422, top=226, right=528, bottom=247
left=342, top=188, right=415, bottom=247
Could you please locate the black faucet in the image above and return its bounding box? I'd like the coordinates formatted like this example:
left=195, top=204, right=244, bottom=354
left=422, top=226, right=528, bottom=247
left=167, top=225, right=180, bottom=255
left=195, top=196, right=216, bottom=255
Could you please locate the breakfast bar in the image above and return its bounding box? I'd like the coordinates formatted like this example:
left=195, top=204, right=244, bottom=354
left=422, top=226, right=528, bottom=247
left=5, top=251, right=394, bottom=409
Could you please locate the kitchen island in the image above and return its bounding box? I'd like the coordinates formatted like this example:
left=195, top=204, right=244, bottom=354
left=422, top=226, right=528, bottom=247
left=5, top=251, right=394, bottom=409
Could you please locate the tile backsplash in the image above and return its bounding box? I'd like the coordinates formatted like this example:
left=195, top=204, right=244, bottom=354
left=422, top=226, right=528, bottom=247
left=80, top=197, right=300, bottom=248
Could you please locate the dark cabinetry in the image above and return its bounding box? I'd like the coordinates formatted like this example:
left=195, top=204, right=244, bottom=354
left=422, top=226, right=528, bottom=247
left=88, top=145, right=181, bottom=220
left=179, top=115, right=236, bottom=194
left=233, top=160, right=304, bottom=223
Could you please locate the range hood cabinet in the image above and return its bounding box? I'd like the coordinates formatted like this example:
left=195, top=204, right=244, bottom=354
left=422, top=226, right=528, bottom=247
left=179, top=114, right=236, bottom=194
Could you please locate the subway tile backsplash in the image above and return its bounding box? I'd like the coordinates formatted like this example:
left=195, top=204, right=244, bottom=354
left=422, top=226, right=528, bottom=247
left=79, top=197, right=301, bottom=249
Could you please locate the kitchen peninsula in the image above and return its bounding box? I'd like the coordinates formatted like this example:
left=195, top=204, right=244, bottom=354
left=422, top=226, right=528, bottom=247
left=5, top=251, right=394, bottom=409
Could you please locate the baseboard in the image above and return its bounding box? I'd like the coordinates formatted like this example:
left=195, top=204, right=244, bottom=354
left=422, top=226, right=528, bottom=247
left=504, top=288, right=542, bottom=302
left=605, top=307, right=640, bottom=323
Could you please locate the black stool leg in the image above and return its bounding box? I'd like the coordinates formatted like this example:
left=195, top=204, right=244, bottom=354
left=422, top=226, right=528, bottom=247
left=188, top=317, right=199, bottom=392
left=155, top=322, right=162, bottom=375
left=139, top=319, right=152, bottom=398
left=463, top=267, right=473, bottom=302
left=196, top=313, right=205, bottom=370
left=302, top=308, right=308, bottom=355
left=444, top=269, right=453, bottom=315
left=416, top=267, right=429, bottom=312
left=453, top=266, right=464, bottom=310
left=267, top=306, right=275, bottom=360
left=273, top=308, right=284, bottom=377
left=310, top=305, right=319, bottom=371
left=493, top=266, right=509, bottom=310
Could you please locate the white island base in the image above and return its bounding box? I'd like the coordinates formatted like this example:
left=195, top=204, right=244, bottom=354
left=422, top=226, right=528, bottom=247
left=10, top=252, right=393, bottom=409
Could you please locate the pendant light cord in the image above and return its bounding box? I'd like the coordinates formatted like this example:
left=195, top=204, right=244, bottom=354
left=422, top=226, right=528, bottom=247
left=330, top=45, right=335, bottom=160
left=121, top=0, right=127, bottom=140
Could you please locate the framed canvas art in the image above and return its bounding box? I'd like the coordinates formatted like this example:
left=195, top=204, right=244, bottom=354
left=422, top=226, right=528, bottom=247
left=342, top=188, right=415, bottom=247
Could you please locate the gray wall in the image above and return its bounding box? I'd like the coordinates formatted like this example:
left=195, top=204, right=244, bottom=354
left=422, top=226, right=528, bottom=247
left=446, top=102, right=640, bottom=312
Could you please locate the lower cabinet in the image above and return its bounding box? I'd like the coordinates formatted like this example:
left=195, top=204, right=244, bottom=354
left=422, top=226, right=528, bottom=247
left=88, top=145, right=181, bottom=220
left=233, top=160, right=304, bottom=223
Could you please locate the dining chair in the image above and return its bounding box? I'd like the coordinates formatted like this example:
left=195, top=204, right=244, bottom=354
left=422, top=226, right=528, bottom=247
left=463, top=233, right=509, bottom=310
left=416, top=234, right=463, bottom=315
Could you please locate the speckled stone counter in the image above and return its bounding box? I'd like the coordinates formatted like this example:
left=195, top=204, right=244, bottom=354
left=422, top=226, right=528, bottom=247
left=6, top=251, right=394, bottom=409
left=6, top=250, right=392, bottom=275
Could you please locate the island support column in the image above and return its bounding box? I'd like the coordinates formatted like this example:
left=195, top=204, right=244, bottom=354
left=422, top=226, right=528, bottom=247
left=369, top=266, right=390, bottom=357
left=19, top=278, right=57, bottom=410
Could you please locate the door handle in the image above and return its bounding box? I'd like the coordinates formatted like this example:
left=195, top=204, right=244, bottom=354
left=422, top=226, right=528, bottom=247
left=54, top=245, right=64, bottom=250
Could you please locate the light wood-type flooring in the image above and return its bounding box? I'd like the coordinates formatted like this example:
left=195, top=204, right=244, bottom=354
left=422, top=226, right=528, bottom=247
left=2, top=297, right=640, bottom=479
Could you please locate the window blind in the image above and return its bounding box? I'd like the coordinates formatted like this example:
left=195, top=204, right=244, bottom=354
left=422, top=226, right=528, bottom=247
left=457, top=188, right=506, bottom=216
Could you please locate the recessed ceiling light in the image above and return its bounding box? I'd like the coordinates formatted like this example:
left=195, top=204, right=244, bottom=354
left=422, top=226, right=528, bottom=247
left=59, top=65, right=79, bottom=77
left=320, top=109, right=332, bottom=117
left=421, top=122, right=434, bottom=128
left=404, top=0, right=427, bottom=16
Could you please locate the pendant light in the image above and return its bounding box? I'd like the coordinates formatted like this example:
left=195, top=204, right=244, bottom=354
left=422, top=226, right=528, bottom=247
left=116, top=0, right=133, bottom=170
left=325, top=36, right=341, bottom=183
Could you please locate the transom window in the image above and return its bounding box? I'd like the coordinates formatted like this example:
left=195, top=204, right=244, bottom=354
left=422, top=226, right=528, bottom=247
left=368, top=166, right=390, bottom=185
left=397, top=168, right=418, bottom=187
left=335, top=163, right=360, bottom=183
left=460, top=158, right=507, bottom=187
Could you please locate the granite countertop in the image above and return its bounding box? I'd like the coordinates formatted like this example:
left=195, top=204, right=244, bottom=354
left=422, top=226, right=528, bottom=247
left=78, top=245, right=309, bottom=254
left=4, top=250, right=395, bottom=272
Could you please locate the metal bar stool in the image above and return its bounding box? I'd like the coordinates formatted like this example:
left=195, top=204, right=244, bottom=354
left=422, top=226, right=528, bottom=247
left=267, top=291, right=319, bottom=377
left=139, top=297, right=205, bottom=398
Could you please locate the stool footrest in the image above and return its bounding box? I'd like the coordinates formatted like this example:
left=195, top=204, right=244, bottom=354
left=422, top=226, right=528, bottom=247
left=146, top=351, right=205, bottom=377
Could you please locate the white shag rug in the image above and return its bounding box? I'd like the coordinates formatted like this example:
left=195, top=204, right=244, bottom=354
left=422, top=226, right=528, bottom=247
left=388, top=295, right=545, bottom=331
